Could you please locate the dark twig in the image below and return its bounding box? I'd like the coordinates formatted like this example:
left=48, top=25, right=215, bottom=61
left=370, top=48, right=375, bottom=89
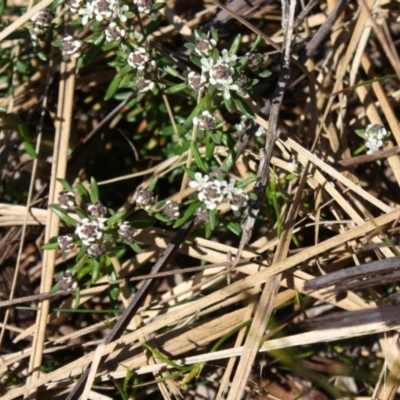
left=234, top=0, right=295, bottom=265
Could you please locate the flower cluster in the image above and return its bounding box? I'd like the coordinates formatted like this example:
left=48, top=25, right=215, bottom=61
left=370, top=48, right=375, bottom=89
left=30, top=10, right=53, bottom=40
left=364, top=124, right=388, bottom=154
left=53, top=189, right=137, bottom=258
left=193, top=110, right=216, bottom=132
left=127, top=47, right=158, bottom=93
left=186, top=31, right=269, bottom=101
left=62, top=35, right=83, bottom=58
left=189, top=172, right=249, bottom=212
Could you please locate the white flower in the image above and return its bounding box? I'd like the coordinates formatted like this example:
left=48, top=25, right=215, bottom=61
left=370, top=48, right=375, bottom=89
left=255, top=126, right=266, bottom=137
left=220, top=81, right=240, bottom=100
left=193, top=110, right=216, bottom=131
left=62, top=35, right=83, bottom=58
left=118, top=221, right=136, bottom=243
left=75, top=218, right=104, bottom=246
left=78, top=2, right=94, bottom=25
left=109, top=0, right=129, bottom=22
left=198, top=179, right=227, bottom=210
left=195, top=38, right=217, bottom=57
left=365, top=124, right=387, bottom=141
left=187, top=71, right=206, bottom=91
left=128, top=47, right=151, bottom=70
left=366, top=137, right=383, bottom=154
left=105, top=22, right=126, bottom=43
left=188, top=172, right=210, bottom=190
left=209, top=62, right=234, bottom=86
left=58, top=235, right=74, bottom=253
left=219, top=49, right=237, bottom=65
left=136, top=77, right=156, bottom=93
left=92, top=0, right=113, bottom=21
left=133, top=0, right=153, bottom=14
left=200, top=57, right=214, bottom=73
left=235, top=115, right=250, bottom=134
left=87, top=243, right=107, bottom=257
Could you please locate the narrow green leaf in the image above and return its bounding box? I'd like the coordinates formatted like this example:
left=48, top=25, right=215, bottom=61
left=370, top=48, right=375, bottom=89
left=80, top=37, right=105, bottom=68
left=90, top=177, right=100, bottom=203
left=148, top=176, right=159, bottom=191
left=165, top=82, right=189, bottom=94
left=231, top=93, right=255, bottom=118
left=210, top=26, right=219, bottom=42
left=42, top=241, right=59, bottom=250
left=75, top=207, right=87, bottom=221
left=163, top=65, right=179, bottom=77
left=92, top=257, right=101, bottom=283
left=182, top=167, right=196, bottom=180
left=249, top=35, right=262, bottom=52
left=74, top=288, right=81, bottom=311
left=257, top=70, right=272, bottom=78
left=227, top=221, right=242, bottom=236
left=191, top=142, right=207, bottom=172
left=154, top=213, right=170, bottom=223
left=229, top=34, right=241, bottom=56
left=105, top=75, right=123, bottom=100
left=209, top=209, right=217, bottom=230
left=57, top=178, right=74, bottom=192
left=106, top=210, right=127, bottom=226
left=130, top=242, right=141, bottom=252
left=205, top=132, right=215, bottom=161
left=24, top=142, right=37, bottom=159
left=221, top=151, right=235, bottom=172
left=173, top=201, right=201, bottom=228
left=50, top=205, right=78, bottom=226
left=76, top=183, right=91, bottom=204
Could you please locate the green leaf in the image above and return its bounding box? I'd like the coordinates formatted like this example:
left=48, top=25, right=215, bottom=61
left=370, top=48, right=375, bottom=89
left=50, top=205, right=78, bottom=227
left=191, top=142, right=207, bottom=172
left=224, top=96, right=233, bottom=112
left=227, top=221, right=242, bottom=236
left=42, top=241, right=59, bottom=250
left=129, top=242, right=141, bottom=252
left=210, top=26, right=219, bottom=42
left=173, top=201, right=201, bottom=228
left=182, top=167, right=197, bottom=180
left=162, top=65, right=179, bottom=77
left=0, top=0, right=6, bottom=17
left=74, top=288, right=81, bottom=310
left=57, top=178, right=73, bottom=193
left=249, top=35, right=262, bottom=52
left=90, top=177, right=100, bottom=203
left=236, top=176, right=256, bottom=188
left=75, top=207, right=87, bottom=221
left=205, top=132, right=215, bottom=160
left=231, top=93, right=255, bottom=118
left=148, top=176, right=159, bottom=191
left=52, top=39, right=63, bottom=47
left=105, top=75, right=123, bottom=100
left=109, top=285, right=120, bottom=301
left=24, top=141, right=37, bottom=159
left=183, top=97, right=207, bottom=130
left=221, top=151, right=235, bottom=172
left=76, top=183, right=91, bottom=204
left=165, top=82, right=189, bottom=94
left=354, top=129, right=366, bottom=139
left=79, top=36, right=105, bottom=68
left=154, top=212, right=170, bottom=223
left=92, top=257, right=101, bottom=283
left=106, top=210, right=127, bottom=226
left=209, top=209, right=218, bottom=230
left=257, top=70, right=272, bottom=78
left=229, top=34, right=241, bottom=56
left=189, top=55, right=201, bottom=69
